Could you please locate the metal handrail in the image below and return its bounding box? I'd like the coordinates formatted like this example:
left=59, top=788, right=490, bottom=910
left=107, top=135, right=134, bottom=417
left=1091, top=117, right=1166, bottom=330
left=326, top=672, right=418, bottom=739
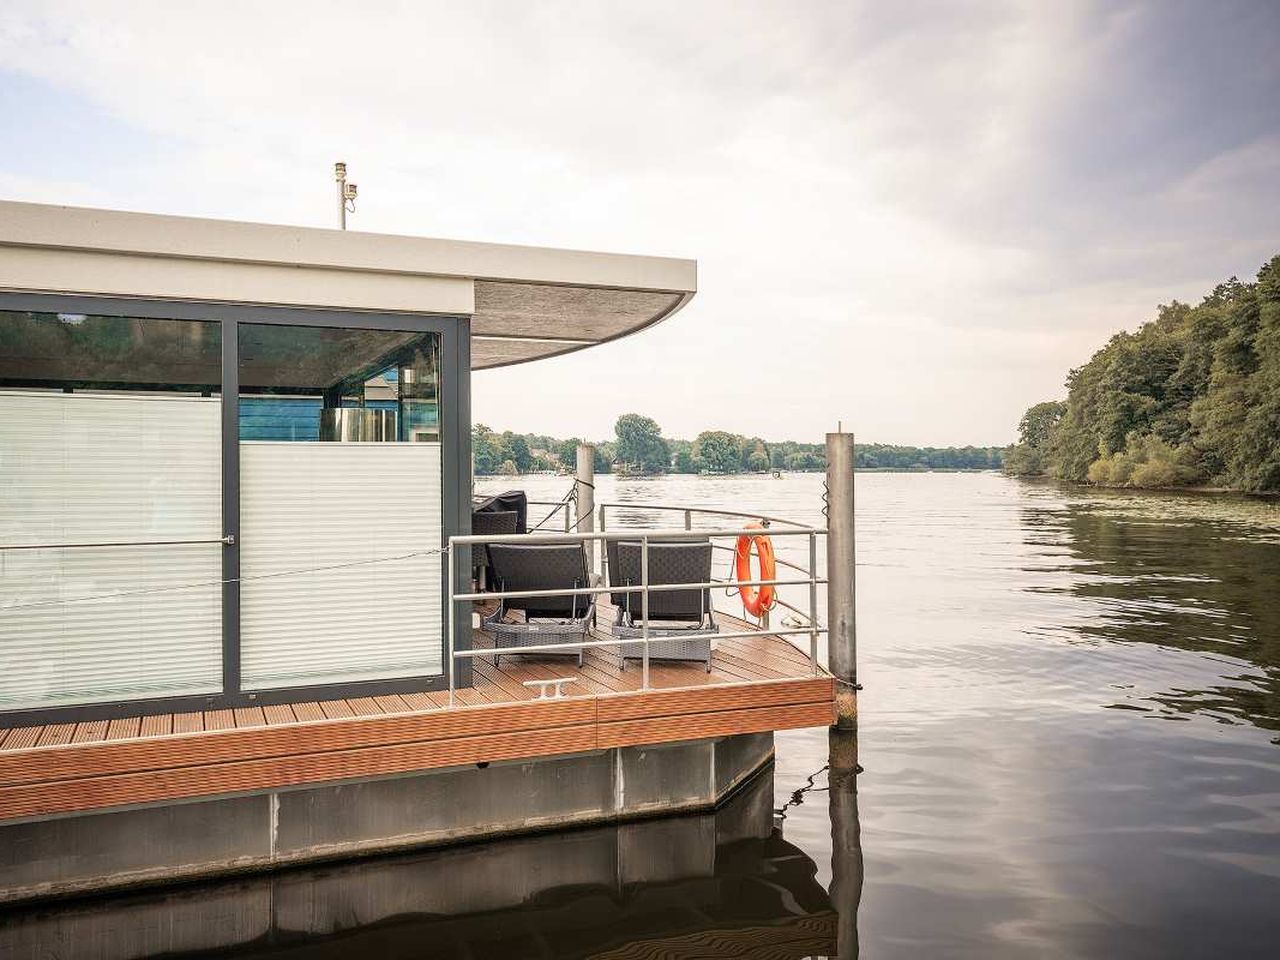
left=451, top=526, right=823, bottom=545
left=446, top=515, right=827, bottom=706
left=597, top=500, right=814, bottom=529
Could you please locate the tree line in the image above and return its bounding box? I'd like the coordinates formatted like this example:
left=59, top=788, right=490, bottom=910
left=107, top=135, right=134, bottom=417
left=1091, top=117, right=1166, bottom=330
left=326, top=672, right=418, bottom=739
left=473, top=415, right=1003, bottom=476
left=1005, top=255, right=1280, bottom=492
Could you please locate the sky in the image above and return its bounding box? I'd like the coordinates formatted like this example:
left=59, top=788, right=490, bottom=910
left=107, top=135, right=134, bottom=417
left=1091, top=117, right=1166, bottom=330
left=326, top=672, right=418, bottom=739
left=1, top=1, right=1277, bottom=446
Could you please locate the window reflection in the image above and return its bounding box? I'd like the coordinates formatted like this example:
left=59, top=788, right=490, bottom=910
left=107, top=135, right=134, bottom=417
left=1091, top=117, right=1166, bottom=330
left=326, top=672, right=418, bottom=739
left=237, top=324, right=439, bottom=442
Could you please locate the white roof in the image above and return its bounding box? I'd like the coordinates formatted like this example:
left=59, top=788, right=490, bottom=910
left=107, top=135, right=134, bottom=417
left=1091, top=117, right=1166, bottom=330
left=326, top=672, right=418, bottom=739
left=0, top=201, right=697, bottom=369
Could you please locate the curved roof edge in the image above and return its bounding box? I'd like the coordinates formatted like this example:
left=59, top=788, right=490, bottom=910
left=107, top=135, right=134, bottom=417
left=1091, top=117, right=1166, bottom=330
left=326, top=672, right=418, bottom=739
left=0, top=200, right=697, bottom=369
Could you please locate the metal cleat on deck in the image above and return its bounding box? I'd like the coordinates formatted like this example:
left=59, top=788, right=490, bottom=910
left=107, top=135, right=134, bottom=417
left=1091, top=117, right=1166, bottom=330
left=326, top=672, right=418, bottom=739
left=522, top=677, right=578, bottom=700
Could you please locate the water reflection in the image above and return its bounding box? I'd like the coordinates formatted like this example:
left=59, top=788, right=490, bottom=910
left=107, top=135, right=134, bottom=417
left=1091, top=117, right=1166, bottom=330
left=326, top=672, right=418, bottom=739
left=1026, top=489, right=1280, bottom=737
left=829, top=730, right=864, bottom=960
left=1, top=766, right=843, bottom=960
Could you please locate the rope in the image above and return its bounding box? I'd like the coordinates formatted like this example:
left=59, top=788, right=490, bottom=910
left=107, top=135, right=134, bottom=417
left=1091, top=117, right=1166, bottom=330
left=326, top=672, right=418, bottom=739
left=774, top=763, right=830, bottom=822
left=527, top=483, right=577, bottom=533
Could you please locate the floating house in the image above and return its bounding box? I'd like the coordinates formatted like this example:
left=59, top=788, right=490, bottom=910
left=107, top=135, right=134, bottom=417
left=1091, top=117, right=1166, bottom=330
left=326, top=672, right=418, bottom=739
left=0, top=200, right=837, bottom=904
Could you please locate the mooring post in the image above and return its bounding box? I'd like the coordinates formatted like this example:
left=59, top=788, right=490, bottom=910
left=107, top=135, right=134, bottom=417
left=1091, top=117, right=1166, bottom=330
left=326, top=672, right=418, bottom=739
left=826, top=431, right=857, bottom=729
left=575, top=443, right=596, bottom=579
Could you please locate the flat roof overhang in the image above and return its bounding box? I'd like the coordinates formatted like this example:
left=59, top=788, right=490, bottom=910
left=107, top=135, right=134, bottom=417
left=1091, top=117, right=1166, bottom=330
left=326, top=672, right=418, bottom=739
left=0, top=201, right=697, bottom=370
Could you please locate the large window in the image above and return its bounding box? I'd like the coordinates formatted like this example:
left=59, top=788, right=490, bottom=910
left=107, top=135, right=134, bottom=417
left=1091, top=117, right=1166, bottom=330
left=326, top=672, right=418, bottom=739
left=0, top=305, right=454, bottom=719
left=0, top=311, right=223, bottom=709
left=236, top=323, right=444, bottom=689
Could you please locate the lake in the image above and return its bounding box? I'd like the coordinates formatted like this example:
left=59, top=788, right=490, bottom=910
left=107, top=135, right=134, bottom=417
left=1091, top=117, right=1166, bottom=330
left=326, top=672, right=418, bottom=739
left=8, top=472, right=1279, bottom=958
left=498, top=471, right=1280, bottom=957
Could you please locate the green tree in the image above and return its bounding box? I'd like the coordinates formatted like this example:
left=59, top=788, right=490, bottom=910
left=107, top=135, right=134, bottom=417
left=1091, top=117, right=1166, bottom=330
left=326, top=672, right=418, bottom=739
left=502, top=432, right=532, bottom=473
left=1004, top=400, right=1066, bottom=476
left=693, top=431, right=743, bottom=474
left=614, top=413, right=670, bottom=474
left=472, top=423, right=508, bottom=475
left=673, top=447, right=698, bottom=473
left=1009, top=254, right=1280, bottom=492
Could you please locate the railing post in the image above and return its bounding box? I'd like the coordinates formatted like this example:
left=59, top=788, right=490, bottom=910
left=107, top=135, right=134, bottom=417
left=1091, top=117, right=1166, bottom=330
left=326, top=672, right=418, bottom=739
left=598, top=504, right=608, bottom=588
left=641, top=534, right=650, bottom=690
left=808, top=531, right=819, bottom=674
left=445, top=542, right=455, bottom=709
left=575, top=443, right=596, bottom=579
left=683, top=509, right=691, bottom=531
left=826, top=431, right=857, bottom=730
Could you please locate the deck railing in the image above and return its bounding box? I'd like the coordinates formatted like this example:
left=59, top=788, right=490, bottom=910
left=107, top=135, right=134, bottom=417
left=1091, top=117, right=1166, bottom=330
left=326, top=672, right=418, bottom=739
left=448, top=502, right=828, bottom=706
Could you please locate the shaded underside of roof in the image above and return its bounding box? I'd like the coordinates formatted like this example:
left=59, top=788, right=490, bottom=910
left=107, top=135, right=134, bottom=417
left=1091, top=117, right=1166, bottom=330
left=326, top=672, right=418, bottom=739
left=470, top=282, right=687, bottom=369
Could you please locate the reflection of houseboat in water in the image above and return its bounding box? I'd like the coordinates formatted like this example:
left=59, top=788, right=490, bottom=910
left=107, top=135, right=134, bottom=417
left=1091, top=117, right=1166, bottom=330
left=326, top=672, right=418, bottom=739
left=0, top=768, right=839, bottom=960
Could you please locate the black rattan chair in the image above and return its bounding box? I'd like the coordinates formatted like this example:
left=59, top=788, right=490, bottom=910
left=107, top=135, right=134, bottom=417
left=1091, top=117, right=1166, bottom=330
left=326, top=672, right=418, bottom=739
left=483, top=543, right=596, bottom=666
left=471, top=509, right=518, bottom=588
left=473, top=490, right=528, bottom=533
left=611, top=540, right=716, bottom=671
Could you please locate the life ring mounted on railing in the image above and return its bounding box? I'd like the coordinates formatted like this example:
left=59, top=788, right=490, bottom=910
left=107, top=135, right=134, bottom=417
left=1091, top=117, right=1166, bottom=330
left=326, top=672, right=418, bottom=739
left=734, top=522, right=777, bottom=619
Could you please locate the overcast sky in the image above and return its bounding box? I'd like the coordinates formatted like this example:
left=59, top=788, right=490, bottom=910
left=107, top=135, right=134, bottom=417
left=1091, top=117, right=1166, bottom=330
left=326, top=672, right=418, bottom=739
left=2, top=1, right=1277, bottom=445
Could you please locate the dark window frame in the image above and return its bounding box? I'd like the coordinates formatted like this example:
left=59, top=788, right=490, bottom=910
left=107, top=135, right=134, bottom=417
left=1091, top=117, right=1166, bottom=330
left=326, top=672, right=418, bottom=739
left=0, top=293, right=472, bottom=728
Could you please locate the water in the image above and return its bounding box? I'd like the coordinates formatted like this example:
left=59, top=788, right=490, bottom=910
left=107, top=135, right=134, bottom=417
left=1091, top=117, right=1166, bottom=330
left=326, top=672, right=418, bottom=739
left=501, top=471, right=1280, bottom=957
left=8, top=473, right=1280, bottom=958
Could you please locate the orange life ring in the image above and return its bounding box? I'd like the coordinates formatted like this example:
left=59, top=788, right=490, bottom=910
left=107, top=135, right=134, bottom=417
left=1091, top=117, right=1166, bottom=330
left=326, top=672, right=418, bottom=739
left=734, top=523, right=776, bottom=618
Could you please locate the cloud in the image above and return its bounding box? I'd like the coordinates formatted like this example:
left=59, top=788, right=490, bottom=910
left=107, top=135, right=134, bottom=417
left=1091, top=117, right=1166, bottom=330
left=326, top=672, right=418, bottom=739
left=0, top=0, right=1276, bottom=445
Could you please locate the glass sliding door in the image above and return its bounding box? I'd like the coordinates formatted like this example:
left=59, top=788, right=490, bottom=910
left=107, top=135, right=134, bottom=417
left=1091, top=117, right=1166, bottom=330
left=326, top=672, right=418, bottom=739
left=0, top=311, right=223, bottom=710
left=237, top=323, right=444, bottom=689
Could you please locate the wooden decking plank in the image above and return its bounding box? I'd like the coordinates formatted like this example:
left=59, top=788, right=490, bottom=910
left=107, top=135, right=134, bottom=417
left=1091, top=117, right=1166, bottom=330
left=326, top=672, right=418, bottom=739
left=451, top=686, right=489, bottom=707
left=105, top=718, right=141, bottom=741
left=720, top=634, right=811, bottom=670
left=291, top=702, right=326, bottom=722
left=263, top=704, right=297, bottom=725
left=471, top=660, right=536, bottom=702
left=139, top=715, right=172, bottom=738
left=596, top=677, right=833, bottom=724
left=505, top=658, right=609, bottom=698
left=598, top=700, right=834, bottom=750
left=399, top=692, right=445, bottom=712
left=0, top=723, right=601, bottom=822
left=36, top=724, right=77, bottom=748
left=373, top=695, right=410, bottom=714
left=172, top=713, right=204, bottom=734
left=709, top=650, right=785, bottom=682
left=580, top=652, right=637, bottom=692
left=646, top=659, right=720, bottom=689
left=319, top=700, right=355, bottom=720
left=233, top=707, right=267, bottom=728
left=3, top=727, right=42, bottom=750
left=346, top=697, right=385, bottom=717
left=203, top=710, right=236, bottom=731
left=71, top=721, right=108, bottom=744
left=0, top=698, right=598, bottom=788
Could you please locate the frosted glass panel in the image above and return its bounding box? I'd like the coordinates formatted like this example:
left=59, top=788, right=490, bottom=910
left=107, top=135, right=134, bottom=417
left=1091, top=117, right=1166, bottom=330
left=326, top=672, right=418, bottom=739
left=0, top=392, right=222, bottom=709
left=239, top=442, right=443, bottom=689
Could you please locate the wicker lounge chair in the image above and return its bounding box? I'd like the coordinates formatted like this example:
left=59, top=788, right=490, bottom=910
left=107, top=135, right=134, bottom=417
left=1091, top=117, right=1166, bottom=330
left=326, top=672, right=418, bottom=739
left=483, top=543, right=595, bottom=666
left=473, top=490, right=528, bottom=533
left=471, top=508, right=518, bottom=588
left=610, top=540, right=716, bottom=671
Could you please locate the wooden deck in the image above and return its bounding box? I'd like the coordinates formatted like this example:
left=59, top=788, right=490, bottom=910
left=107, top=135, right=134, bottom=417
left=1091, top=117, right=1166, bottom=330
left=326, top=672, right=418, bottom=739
left=0, top=616, right=833, bottom=823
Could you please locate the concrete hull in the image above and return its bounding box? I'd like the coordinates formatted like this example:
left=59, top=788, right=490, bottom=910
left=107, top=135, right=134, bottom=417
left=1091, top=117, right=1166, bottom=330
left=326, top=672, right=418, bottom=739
left=0, top=751, right=839, bottom=960
left=0, top=732, right=773, bottom=906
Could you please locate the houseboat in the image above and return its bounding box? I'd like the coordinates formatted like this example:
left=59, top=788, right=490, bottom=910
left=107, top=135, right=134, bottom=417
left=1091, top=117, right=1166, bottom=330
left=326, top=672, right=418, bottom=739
left=0, top=200, right=842, bottom=904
